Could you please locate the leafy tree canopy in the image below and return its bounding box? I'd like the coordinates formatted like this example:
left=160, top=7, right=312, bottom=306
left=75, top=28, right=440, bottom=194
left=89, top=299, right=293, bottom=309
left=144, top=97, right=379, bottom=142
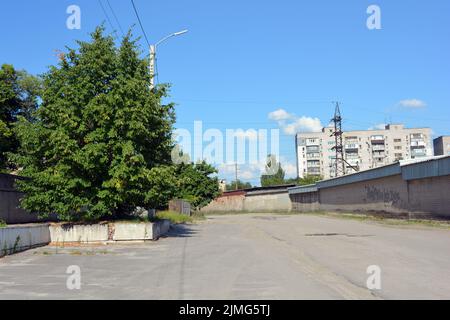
left=0, top=64, right=41, bottom=171
left=13, top=26, right=176, bottom=221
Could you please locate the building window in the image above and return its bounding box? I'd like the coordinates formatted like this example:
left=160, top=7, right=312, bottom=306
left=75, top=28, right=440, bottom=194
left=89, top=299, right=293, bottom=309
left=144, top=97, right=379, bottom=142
left=394, top=139, right=402, bottom=143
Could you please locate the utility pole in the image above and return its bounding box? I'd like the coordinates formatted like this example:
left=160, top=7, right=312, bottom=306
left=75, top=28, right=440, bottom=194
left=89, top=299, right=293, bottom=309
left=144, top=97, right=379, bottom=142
left=331, top=102, right=345, bottom=177
left=149, top=45, right=156, bottom=90
left=148, top=30, right=188, bottom=91
left=235, top=163, right=239, bottom=191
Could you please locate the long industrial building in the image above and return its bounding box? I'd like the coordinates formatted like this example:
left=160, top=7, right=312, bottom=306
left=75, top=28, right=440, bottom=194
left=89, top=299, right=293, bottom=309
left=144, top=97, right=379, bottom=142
left=296, top=124, right=433, bottom=179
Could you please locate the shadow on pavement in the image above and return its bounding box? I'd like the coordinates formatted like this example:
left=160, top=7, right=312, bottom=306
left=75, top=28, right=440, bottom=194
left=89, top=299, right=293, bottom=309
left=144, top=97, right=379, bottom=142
left=164, top=223, right=197, bottom=238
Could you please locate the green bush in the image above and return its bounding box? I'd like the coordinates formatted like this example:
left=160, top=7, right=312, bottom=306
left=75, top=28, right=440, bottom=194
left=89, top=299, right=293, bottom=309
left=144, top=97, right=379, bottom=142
left=0, top=219, right=6, bottom=228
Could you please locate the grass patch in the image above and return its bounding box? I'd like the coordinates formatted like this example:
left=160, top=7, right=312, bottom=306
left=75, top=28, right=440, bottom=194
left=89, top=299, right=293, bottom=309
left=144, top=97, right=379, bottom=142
left=191, top=211, right=207, bottom=221
left=156, top=211, right=193, bottom=224
left=0, top=219, right=7, bottom=228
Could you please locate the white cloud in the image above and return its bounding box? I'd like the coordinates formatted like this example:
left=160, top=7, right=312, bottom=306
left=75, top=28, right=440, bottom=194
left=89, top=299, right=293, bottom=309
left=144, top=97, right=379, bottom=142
left=269, top=108, right=323, bottom=136
left=240, top=170, right=256, bottom=180
left=283, top=162, right=297, bottom=177
left=268, top=109, right=293, bottom=121
left=398, top=99, right=427, bottom=109
left=218, top=162, right=267, bottom=184
left=283, top=116, right=323, bottom=135
left=368, top=123, right=387, bottom=130
left=278, top=156, right=298, bottom=178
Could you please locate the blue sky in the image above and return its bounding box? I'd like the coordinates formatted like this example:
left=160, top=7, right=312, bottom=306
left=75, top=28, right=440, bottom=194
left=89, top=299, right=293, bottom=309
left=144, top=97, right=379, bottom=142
left=1, top=0, right=449, bottom=185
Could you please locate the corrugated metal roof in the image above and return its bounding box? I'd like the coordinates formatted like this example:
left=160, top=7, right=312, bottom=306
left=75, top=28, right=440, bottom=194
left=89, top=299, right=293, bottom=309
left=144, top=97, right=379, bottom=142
left=318, top=163, right=401, bottom=189
left=246, top=189, right=289, bottom=196
left=289, top=156, right=450, bottom=193
left=288, top=184, right=318, bottom=195
left=402, top=156, right=450, bottom=180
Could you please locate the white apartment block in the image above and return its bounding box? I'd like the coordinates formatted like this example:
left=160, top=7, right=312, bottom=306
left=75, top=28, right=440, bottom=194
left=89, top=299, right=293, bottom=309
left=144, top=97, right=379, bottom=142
left=296, top=124, right=433, bottom=179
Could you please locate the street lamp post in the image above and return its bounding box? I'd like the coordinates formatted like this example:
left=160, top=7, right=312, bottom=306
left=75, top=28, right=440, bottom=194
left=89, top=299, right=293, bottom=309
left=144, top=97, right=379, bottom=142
left=150, top=29, right=188, bottom=90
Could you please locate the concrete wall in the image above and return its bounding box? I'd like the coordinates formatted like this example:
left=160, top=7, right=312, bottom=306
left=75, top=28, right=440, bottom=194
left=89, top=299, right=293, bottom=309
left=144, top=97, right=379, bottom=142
left=290, top=192, right=319, bottom=212
left=407, top=175, right=450, bottom=218
left=201, top=190, right=292, bottom=213
left=0, top=220, right=171, bottom=257
left=113, top=220, right=171, bottom=241
left=290, top=157, right=450, bottom=219
left=201, top=193, right=246, bottom=213
left=319, top=174, right=410, bottom=216
left=244, top=192, right=291, bottom=212
left=0, top=224, right=50, bottom=257
left=49, top=220, right=171, bottom=244
left=49, top=223, right=109, bottom=243
left=0, top=174, right=42, bottom=224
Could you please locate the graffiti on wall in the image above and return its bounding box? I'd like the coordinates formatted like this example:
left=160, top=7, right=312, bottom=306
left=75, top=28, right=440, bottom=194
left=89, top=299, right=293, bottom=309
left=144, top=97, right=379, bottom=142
left=365, top=185, right=403, bottom=207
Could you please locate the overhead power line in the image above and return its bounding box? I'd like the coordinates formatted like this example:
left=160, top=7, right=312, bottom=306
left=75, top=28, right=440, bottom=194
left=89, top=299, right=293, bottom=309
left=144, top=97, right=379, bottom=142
left=106, top=0, right=124, bottom=36
left=97, top=0, right=118, bottom=39
left=130, top=0, right=150, bottom=47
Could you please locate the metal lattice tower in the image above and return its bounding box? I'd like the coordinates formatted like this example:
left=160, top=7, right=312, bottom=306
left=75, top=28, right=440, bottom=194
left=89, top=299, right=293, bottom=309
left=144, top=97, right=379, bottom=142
left=331, top=102, right=346, bottom=177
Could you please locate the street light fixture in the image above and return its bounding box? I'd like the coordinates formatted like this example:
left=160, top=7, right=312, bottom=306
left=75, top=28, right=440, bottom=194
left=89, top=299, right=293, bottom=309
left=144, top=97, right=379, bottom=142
left=150, top=29, right=188, bottom=90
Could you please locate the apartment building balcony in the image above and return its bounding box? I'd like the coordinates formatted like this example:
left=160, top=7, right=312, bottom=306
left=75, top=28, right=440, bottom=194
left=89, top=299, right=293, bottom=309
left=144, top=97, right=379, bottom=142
left=306, top=153, right=320, bottom=160
left=370, top=135, right=385, bottom=145
left=344, top=143, right=359, bottom=151
left=345, top=153, right=360, bottom=161
left=411, top=133, right=424, bottom=140
left=410, top=140, right=426, bottom=147
left=306, top=146, right=320, bottom=153
left=372, top=144, right=385, bottom=152
left=372, top=150, right=386, bottom=157
left=307, top=160, right=321, bottom=168
left=344, top=139, right=358, bottom=145
left=411, top=148, right=427, bottom=157
left=307, top=167, right=321, bottom=175
left=345, top=158, right=360, bottom=167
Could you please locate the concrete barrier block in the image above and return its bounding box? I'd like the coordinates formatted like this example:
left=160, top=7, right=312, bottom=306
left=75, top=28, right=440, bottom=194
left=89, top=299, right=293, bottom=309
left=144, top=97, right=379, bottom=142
left=0, top=224, right=50, bottom=257
left=49, top=223, right=109, bottom=243
left=113, top=222, right=153, bottom=241
left=113, top=220, right=171, bottom=241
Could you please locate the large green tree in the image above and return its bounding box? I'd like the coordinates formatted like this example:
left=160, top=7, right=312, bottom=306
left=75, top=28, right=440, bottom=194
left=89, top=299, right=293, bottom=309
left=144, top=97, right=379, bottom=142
left=0, top=64, right=41, bottom=171
left=13, top=27, right=176, bottom=221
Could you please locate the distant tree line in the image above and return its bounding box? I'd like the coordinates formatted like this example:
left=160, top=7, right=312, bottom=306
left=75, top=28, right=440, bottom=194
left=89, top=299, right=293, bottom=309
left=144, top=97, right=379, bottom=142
left=224, top=155, right=323, bottom=191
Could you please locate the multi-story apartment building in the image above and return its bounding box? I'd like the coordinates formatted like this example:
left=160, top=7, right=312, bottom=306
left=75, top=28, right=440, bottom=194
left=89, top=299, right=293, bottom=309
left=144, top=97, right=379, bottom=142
left=433, top=136, right=450, bottom=156
left=296, top=124, right=433, bottom=179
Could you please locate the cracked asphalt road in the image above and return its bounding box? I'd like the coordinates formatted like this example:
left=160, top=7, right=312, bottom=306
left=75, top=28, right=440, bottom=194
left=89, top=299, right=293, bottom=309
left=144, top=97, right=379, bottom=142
left=1, top=213, right=449, bottom=299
